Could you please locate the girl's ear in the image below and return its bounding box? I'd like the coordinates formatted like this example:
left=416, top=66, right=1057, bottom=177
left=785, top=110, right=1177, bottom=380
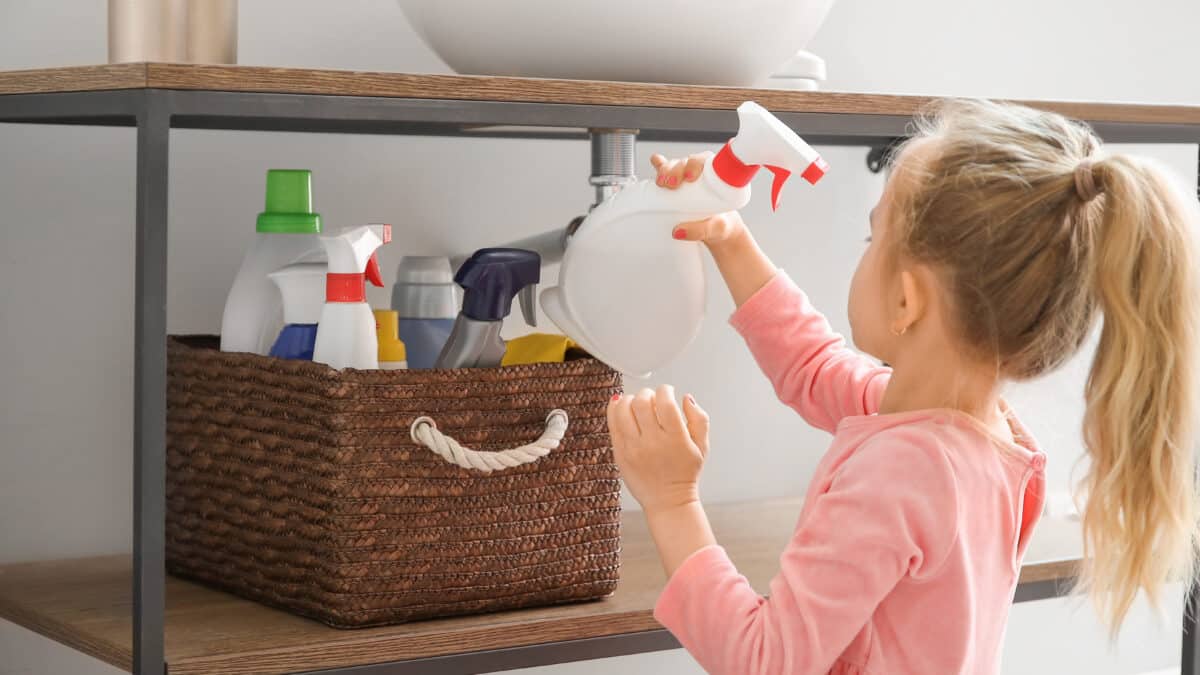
left=893, top=264, right=931, bottom=335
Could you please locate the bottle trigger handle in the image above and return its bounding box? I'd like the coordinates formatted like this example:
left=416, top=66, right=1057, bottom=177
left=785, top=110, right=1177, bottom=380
left=767, top=166, right=791, bottom=211
left=365, top=252, right=384, bottom=287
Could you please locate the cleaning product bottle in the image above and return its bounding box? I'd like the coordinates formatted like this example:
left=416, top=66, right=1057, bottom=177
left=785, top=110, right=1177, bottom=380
left=220, top=169, right=324, bottom=355
left=312, top=224, right=391, bottom=370
left=374, top=309, right=408, bottom=370
left=390, top=256, right=458, bottom=369
left=266, top=262, right=325, bottom=360
left=541, top=101, right=827, bottom=376
left=434, top=248, right=540, bottom=369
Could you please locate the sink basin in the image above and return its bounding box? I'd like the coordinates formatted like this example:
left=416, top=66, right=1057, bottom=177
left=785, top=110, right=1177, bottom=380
left=397, top=0, right=838, bottom=87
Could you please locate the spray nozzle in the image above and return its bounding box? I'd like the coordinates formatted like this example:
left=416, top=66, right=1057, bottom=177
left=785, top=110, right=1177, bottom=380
left=321, top=224, right=391, bottom=303
left=455, top=248, right=541, bottom=325
left=712, top=101, right=827, bottom=210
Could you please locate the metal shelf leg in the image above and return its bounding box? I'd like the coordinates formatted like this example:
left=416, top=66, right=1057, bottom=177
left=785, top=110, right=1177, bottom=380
left=133, top=91, right=170, bottom=675
left=1185, top=147, right=1200, bottom=675
left=1184, top=580, right=1198, bottom=674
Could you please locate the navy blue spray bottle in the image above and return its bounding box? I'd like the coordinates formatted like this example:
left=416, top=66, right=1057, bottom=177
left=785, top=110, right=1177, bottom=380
left=434, top=249, right=541, bottom=369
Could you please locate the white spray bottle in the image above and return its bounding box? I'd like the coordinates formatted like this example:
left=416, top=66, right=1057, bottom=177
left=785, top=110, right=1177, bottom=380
left=541, top=101, right=827, bottom=376
left=312, top=224, right=391, bottom=370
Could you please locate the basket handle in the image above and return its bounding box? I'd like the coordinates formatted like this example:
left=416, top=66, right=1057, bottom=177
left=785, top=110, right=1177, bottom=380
left=410, top=409, right=569, bottom=473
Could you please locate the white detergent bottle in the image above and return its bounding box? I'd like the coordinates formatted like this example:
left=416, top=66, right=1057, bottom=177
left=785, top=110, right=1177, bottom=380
left=313, top=224, right=392, bottom=370
left=541, top=101, right=827, bottom=376
left=220, top=170, right=325, bottom=355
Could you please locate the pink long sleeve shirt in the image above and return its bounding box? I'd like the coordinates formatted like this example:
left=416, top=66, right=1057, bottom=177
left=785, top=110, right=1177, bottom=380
left=654, top=272, right=1047, bottom=675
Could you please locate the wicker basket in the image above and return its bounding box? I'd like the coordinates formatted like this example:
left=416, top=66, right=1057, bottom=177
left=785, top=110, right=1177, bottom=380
left=165, top=336, right=623, bottom=628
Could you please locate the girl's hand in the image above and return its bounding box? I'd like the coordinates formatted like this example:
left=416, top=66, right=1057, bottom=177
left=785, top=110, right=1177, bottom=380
left=672, top=210, right=748, bottom=247
left=651, top=152, right=711, bottom=188
left=608, top=385, right=710, bottom=515
left=650, top=152, right=748, bottom=248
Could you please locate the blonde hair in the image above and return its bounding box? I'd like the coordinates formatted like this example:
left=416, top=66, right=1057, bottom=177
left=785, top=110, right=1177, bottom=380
left=892, top=99, right=1200, bottom=633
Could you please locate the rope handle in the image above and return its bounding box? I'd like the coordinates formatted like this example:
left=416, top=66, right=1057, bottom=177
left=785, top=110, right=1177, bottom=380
left=410, top=409, right=569, bottom=473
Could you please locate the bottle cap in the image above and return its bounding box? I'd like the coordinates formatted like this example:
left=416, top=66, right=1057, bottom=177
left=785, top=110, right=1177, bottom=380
left=257, top=169, right=322, bottom=234
left=396, top=256, right=455, bottom=284
left=392, top=256, right=460, bottom=319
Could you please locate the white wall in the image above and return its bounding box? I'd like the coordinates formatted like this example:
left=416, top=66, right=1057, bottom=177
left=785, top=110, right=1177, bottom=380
left=0, top=0, right=1197, bottom=673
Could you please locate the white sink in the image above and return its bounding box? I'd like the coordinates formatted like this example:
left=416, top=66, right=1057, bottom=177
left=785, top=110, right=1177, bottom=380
left=397, top=0, right=838, bottom=87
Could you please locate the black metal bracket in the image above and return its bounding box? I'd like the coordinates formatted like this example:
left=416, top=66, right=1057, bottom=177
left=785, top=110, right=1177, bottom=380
left=866, top=137, right=907, bottom=174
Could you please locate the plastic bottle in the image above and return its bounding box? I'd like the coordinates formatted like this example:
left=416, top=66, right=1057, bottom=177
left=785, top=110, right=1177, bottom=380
left=390, top=256, right=459, bottom=369
left=266, top=262, right=325, bottom=360
left=434, top=249, right=541, bottom=369
left=220, top=169, right=324, bottom=355
left=312, top=224, right=391, bottom=370
left=374, top=309, right=409, bottom=370
left=541, top=101, right=827, bottom=376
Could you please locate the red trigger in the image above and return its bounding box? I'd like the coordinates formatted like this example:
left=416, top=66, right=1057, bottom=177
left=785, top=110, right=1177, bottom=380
left=767, top=166, right=791, bottom=211
left=365, top=252, right=384, bottom=287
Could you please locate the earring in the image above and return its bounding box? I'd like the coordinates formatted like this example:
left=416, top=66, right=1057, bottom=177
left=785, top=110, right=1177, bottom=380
left=891, top=324, right=908, bottom=336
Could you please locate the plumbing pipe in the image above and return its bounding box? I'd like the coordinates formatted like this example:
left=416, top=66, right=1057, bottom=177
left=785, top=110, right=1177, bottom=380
left=452, top=129, right=638, bottom=272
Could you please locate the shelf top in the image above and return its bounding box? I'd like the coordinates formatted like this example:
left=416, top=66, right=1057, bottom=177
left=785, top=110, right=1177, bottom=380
left=2, top=63, right=1200, bottom=128
left=0, top=498, right=1081, bottom=675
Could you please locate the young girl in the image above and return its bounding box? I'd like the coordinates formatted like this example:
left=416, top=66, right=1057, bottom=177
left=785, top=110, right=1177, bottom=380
left=607, top=99, right=1200, bottom=674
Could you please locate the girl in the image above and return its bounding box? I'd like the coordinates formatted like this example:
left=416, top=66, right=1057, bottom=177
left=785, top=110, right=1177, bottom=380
left=607, top=99, right=1200, bottom=674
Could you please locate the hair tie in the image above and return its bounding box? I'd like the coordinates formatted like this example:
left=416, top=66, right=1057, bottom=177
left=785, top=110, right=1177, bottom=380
left=1074, top=159, right=1102, bottom=202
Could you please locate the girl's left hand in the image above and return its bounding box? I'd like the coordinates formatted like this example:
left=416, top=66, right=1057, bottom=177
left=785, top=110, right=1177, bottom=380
left=608, top=385, right=710, bottom=514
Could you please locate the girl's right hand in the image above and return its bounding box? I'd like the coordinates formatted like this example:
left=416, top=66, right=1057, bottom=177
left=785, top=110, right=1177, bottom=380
left=651, top=151, right=711, bottom=188
left=650, top=152, right=748, bottom=247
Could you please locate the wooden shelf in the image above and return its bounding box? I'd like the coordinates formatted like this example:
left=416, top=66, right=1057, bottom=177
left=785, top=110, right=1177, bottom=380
left=0, top=499, right=1081, bottom=675
left=2, top=63, right=1200, bottom=129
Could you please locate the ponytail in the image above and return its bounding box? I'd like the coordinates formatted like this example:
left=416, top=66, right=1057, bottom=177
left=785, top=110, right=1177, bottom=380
left=898, top=99, right=1200, bottom=634
left=1079, top=155, right=1200, bottom=633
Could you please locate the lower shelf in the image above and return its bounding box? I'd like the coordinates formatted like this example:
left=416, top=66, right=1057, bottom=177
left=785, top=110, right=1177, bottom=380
left=0, top=499, right=1081, bottom=675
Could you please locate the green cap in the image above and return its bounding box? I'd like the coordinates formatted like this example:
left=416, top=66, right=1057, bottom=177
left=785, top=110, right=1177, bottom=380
left=256, top=169, right=322, bottom=234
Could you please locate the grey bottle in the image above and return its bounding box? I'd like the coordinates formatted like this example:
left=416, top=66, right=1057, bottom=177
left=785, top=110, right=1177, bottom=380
left=391, top=256, right=459, bottom=369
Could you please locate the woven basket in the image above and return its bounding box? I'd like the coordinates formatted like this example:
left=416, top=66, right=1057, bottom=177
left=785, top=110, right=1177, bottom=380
left=165, top=336, right=623, bottom=628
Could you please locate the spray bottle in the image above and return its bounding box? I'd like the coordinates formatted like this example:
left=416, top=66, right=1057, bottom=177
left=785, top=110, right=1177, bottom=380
left=434, top=248, right=540, bottom=369
left=312, top=224, right=391, bottom=370
left=541, top=101, right=826, bottom=376
left=266, top=262, right=325, bottom=360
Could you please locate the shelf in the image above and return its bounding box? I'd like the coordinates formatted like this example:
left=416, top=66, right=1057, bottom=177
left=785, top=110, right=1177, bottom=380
left=0, top=61, right=1106, bottom=674
left=2, top=64, right=1200, bottom=143
left=0, top=499, right=1081, bottom=675
left=1, top=62, right=1199, bottom=124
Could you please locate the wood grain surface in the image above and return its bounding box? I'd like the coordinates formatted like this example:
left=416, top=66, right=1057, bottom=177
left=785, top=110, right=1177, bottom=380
left=0, top=63, right=149, bottom=94
left=0, top=63, right=1199, bottom=127
left=0, top=499, right=1081, bottom=675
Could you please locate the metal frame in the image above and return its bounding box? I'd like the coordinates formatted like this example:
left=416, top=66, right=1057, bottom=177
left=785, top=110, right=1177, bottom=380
left=1185, top=582, right=1198, bottom=675
left=2, top=86, right=1197, bottom=675
left=1185, top=154, right=1200, bottom=675
left=133, top=92, right=169, bottom=675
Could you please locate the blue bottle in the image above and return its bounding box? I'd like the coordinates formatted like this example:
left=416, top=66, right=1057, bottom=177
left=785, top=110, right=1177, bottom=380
left=267, top=262, right=325, bottom=360
left=391, top=256, right=459, bottom=369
